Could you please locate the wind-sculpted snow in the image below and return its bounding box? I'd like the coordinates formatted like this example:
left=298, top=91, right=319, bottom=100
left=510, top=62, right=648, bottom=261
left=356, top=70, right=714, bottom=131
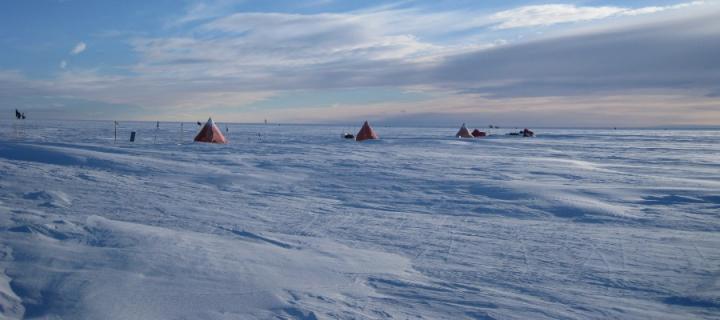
left=1, top=120, right=719, bottom=319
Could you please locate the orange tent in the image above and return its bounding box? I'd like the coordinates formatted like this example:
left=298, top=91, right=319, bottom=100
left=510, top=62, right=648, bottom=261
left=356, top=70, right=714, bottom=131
left=471, top=129, right=487, bottom=137
left=194, top=118, right=227, bottom=144
left=455, top=123, right=473, bottom=138
left=355, top=121, right=378, bottom=141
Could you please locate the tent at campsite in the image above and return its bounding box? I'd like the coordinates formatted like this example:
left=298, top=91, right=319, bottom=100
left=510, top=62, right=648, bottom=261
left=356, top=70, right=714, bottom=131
left=455, top=123, right=473, bottom=138
left=356, top=121, right=379, bottom=141
left=471, top=129, right=487, bottom=137
left=194, top=118, right=227, bottom=144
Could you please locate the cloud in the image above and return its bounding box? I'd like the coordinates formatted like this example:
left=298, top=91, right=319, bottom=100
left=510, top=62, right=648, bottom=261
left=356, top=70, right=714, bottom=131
left=139, top=3, right=719, bottom=98
left=129, top=11, right=444, bottom=83
left=59, top=60, right=67, bottom=69
left=146, top=2, right=709, bottom=84
left=621, top=1, right=705, bottom=16
left=490, top=1, right=705, bottom=29
left=128, top=1, right=717, bottom=93
left=129, top=6, right=508, bottom=86
left=70, top=41, right=86, bottom=55
left=173, top=0, right=248, bottom=25
left=432, top=6, right=720, bottom=98
left=491, top=4, right=623, bottom=29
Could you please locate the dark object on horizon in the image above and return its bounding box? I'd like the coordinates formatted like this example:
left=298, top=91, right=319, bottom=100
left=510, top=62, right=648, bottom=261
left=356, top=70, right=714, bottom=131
left=455, top=123, right=473, bottom=138
left=15, top=109, right=21, bottom=119
left=130, top=131, right=136, bottom=142
left=343, top=132, right=355, bottom=139
left=197, top=121, right=202, bottom=126
left=471, top=129, right=487, bottom=137
left=156, top=121, right=160, bottom=129
left=506, top=128, right=534, bottom=137
left=356, top=121, right=378, bottom=141
left=21, top=112, right=25, bottom=119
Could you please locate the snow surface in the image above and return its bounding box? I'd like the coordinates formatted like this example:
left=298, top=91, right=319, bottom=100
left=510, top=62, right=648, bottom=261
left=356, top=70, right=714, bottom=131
left=1, top=120, right=719, bottom=319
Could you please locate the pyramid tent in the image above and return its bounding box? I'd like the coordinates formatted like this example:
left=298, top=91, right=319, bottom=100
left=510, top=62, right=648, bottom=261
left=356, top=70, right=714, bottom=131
left=455, top=123, right=473, bottom=138
left=194, top=118, right=227, bottom=143
left=355, top=121, right=378, bottom=141
left=471, top=129, right=487, bottom=137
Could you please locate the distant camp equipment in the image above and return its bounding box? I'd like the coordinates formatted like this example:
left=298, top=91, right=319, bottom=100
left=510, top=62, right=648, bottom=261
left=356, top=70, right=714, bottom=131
left=507, top=129, right=535, bottom=137
left=455, top=123, right=473, bottom=138
left=355, top=121, right=378, bottom=141
left=471, top=129, right=487, bottom=137
left=12, top=109, right=25, bottom=137
left=130, top=131, right=136, bottom=142
left=14, top=109, right=26, bottom=119
left=194, top=117, right=227, bottom=144
left=343, top=132, right=355, bottom=139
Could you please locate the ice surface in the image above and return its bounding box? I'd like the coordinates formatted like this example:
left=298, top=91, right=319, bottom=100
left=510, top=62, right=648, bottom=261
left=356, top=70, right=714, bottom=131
left=1, top=120, right=719, bottom=319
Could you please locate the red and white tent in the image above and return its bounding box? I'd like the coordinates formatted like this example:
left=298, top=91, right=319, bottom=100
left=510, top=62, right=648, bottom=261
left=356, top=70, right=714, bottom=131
left=194, top=118, right=227, bottom=144
left=455, top=123, right=473, bottom=138
left=355, top=121, right=379, bottom=141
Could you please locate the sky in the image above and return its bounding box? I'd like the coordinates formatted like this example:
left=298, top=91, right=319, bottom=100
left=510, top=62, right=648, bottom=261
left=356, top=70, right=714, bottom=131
left=0, top=0, right=718, bottom=127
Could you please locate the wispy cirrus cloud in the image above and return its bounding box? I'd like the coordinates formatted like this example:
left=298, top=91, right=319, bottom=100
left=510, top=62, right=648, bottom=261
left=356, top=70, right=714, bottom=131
left=131, top=11, right=445, bottom=81
left=70, top=41, right=86, bottom=55
left=490, top=1, right=705, bottom=29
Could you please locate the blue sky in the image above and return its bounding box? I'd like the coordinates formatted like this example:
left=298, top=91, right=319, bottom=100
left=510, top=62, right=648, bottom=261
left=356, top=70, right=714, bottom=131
left=1, top=0, right=718, bottom=126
